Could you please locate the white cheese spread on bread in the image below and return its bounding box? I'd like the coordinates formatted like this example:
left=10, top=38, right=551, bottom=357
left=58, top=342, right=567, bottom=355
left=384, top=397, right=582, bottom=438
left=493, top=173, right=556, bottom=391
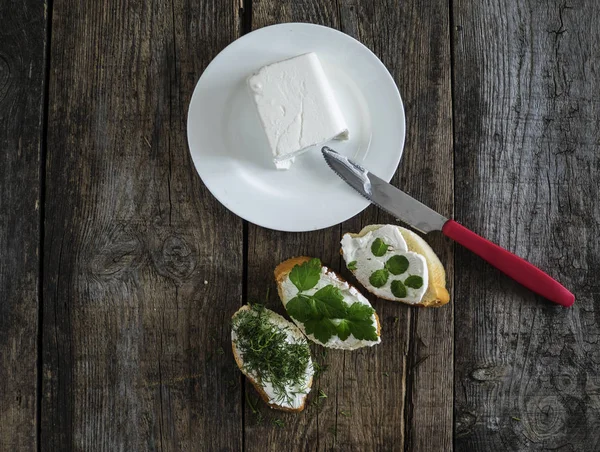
left=248, top=53, right=349, bottom=169
left=280, top=266, right=380, bottom=350
left=232, top=307, right=313, bottom=410
left=341, top=224, right=429, bottom=304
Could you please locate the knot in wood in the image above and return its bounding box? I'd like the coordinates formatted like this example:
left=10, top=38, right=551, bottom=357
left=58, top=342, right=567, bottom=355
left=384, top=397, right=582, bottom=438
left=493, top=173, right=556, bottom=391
left=552, top=373, right=575, bottom=392
left=523, top=395, right=567, bottom=440
left=455, top=409, right=477, bottom=438
left=90, top=225, right=143, bottom=278
left=471, top=366, right=509, bottom=382
left=154, top=235, right=197, bottom=280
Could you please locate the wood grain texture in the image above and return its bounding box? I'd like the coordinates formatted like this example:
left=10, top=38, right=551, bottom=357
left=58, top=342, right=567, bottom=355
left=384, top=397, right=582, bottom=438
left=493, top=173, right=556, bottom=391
left=246, top=1, right=453, bottom=451
left=245, top=4, right=342, bottom=452
left=0, top=0, right=47, bottom=450
left=41, top=0, right=243, bottom=450
left=453, top=1, right=600, bottom=450
left=338, top=1, right=454, bottom=451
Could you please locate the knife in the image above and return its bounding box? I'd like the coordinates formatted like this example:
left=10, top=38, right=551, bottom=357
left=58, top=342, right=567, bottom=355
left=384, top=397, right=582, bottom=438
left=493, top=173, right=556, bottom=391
left=322, top=146, right=575, bottom=307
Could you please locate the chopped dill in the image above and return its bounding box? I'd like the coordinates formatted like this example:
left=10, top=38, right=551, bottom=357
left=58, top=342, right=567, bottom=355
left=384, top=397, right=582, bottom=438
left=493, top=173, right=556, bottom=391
left=272, top=418, right=285, bottom=428
left=246, top=393, right=259, bottom=414
left=313, top=361, right=329, bottom=379
left=246, top=393, right=264, bottom=425
left=233, top=304, right=311, bottom=405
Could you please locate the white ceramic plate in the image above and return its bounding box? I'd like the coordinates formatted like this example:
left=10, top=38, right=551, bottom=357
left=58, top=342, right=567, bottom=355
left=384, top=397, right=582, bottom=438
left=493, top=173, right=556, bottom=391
left=187, top=23, right=405, bottom=232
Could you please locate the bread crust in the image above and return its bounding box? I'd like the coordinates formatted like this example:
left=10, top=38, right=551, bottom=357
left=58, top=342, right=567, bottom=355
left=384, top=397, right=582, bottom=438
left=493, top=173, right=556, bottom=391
left=274, top=257, right=381, bottom=338
left=231, top=305, right=312, bottom=412
left=341, top=225, right=450, bottom=307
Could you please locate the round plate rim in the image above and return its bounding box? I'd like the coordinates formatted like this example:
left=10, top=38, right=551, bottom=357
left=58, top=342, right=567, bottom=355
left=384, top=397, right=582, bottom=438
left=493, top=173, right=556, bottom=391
left=186, top=22, right=405, bottom=232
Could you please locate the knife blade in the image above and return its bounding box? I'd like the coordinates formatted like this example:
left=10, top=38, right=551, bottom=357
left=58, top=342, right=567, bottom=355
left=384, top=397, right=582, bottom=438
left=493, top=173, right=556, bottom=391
left=321, top=147, right=447, bottom=233
left=321, top=146, right=575, bottom=307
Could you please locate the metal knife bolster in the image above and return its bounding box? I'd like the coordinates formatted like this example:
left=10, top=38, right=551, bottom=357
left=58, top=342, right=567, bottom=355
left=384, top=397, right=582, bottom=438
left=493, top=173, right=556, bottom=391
left=322, top=147, right=447, bottom=233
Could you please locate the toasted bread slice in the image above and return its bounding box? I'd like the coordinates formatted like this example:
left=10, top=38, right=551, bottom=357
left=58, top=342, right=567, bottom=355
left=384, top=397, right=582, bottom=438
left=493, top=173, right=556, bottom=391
left=341, top=225, right=450, bottom=307
left=275, top=257, right=381, bottom=350
left=231, top=305, right=313, bottom=412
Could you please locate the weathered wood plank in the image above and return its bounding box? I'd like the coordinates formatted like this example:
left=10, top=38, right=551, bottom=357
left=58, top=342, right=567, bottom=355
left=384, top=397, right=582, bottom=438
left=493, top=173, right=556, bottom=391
left=245, top=3, right=345, bottom=451
left=246, top=1, right=454, bottom=451
left=453, top=1, right=600, bottom=450
left=41, top=1, right=243, bottom=450
left=339, top=2, right=453, bottom=451
left=0, top=1, right=47, bottom=449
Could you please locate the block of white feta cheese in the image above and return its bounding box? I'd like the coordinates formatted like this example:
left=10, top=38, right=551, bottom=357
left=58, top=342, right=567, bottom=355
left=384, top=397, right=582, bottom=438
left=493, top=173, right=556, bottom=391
left=247, top=53, right=349, bottom=170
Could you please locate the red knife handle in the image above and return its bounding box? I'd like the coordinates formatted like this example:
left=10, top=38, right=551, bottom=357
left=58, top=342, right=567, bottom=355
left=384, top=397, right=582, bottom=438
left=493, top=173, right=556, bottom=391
left=442, top=220, right=575, bottom=307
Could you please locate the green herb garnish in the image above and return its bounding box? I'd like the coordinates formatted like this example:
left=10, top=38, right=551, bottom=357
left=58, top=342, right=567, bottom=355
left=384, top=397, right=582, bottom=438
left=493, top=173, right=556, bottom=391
left=371, top=238, right=389, bottom=256
left=385, top=255, right=409, bottom=275
left=340, top=410, right=351, bottom=417
left=312, top=285, right=347, bottom=318
left=289, top=258, right=321, bottom=291
left=313, top=361, right=329, bottom=379
left=391, top=280, right=407, bottom=298
left=347, top=260, right=357, bottom=271
left=246, top=393, right=259, bottom=414
left=285, top=259, right=378, bottom=343
left=404, top=275, right=424, bottom=289
left=305, top=317, right=338, bottom=343
left=246, top=393, right=264, bottom=424
left=233, top=305, right=311, bottom=405
left=335, top=303, right=379, bottom=341
left=272, top=418, right=285, bottom=428
left=369, top=269, right=389, bottom=287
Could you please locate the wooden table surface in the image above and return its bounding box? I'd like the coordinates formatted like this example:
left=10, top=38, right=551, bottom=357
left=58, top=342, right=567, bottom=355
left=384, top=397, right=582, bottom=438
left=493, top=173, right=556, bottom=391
left=1, top=0, right=599, bottom=450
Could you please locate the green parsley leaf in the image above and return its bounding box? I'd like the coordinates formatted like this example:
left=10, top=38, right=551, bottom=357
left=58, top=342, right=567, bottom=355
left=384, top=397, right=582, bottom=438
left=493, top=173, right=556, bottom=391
left=391, top=280, right=407, bottom=298
left=336, top=317, right=378, bottom=341
left=347, top=260, right=357, bottom=271
left=336, top=320, right=351, bottom=340
left=289, top=258, right=321, bottom=291
left=385, top=255, right=409, bottom=275
left=286, top=294, right=318, bottom=323
left=313, top=285, right=347, bottom=318
left=347, top=302, right=374, bottom=321
left=305, top=318, right=338, bottom=343
left=369, top=269, right=389, bottom=287
left=348, top=319, right=379, bottom=341
left=371, top=238, right=389, bottom=257
left=404, top=275, right=424, bottom=289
